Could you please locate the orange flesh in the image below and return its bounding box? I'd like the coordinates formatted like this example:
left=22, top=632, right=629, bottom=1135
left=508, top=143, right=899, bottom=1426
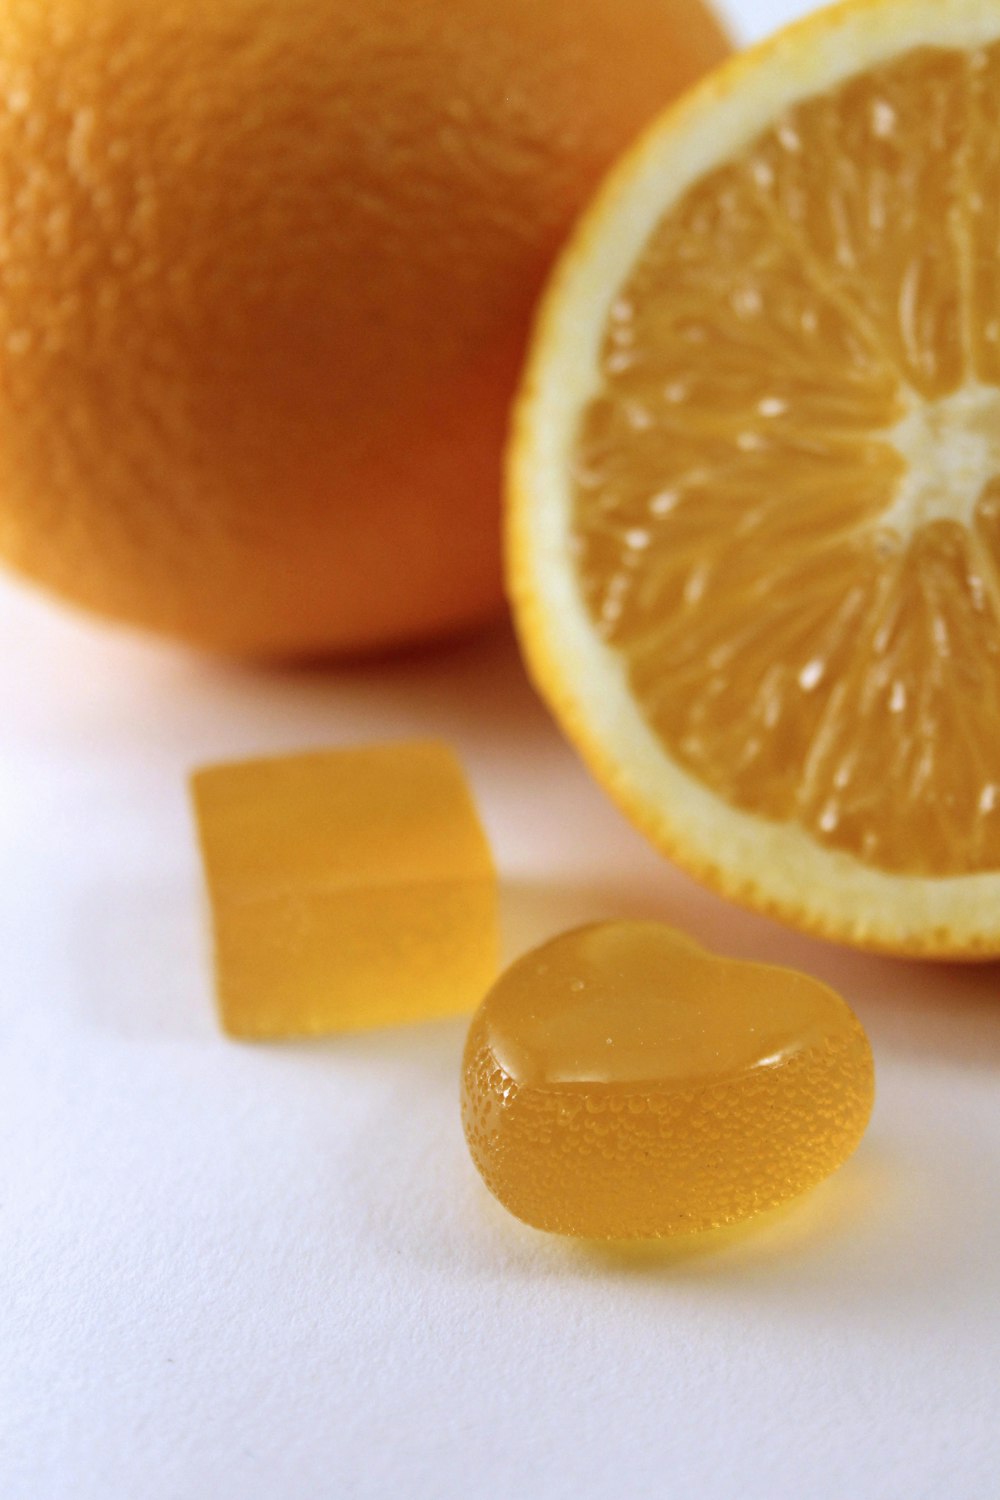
left=461, top=922, right=874, bottom=1238
left=573, top=45, right=1000, bottom=877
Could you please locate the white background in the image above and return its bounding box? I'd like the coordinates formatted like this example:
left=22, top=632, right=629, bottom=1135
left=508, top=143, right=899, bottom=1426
left=3, top=2, right=999, bottom=1496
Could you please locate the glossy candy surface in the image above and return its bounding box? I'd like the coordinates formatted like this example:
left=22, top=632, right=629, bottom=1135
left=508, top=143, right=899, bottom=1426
left=461, top=922, right=874, bottom=1238
left=192, top=740, right=497, bottom=1037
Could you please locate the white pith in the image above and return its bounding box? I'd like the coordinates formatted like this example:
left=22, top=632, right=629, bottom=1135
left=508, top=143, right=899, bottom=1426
left=882, top=384, right=1000, bottom=535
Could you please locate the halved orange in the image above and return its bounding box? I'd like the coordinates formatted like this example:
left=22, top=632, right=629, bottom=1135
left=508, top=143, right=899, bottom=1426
left=509, top=0, right=1000, bottom=956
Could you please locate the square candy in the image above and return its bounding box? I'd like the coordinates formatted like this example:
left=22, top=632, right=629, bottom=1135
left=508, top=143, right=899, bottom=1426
left=191, top=741, right=497, bottom=1037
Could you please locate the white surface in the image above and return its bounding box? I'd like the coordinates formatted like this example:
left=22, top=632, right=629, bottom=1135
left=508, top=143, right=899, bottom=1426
left=3, top=3, right=1000, bottom=1497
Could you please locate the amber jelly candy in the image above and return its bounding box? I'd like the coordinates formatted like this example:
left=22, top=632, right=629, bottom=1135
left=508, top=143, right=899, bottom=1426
left=461, top=921, right=874, bottom=1239
left=192, top=740, right=497, bottom=1038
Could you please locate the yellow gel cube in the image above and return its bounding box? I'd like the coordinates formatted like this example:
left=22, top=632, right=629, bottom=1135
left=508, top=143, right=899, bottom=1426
left=191, top=740, right=497, bottom=1038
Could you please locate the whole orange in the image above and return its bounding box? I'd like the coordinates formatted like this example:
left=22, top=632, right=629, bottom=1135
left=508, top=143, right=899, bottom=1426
left=0, top=0, right=728, bottom=656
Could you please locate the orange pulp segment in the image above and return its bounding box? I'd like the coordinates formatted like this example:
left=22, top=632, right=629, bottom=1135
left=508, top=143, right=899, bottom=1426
left=575, top=42, right=1000, bottom=879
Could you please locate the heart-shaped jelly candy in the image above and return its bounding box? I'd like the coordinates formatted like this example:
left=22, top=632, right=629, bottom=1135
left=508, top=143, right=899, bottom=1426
left=461, top=921, right=874, bottom=1238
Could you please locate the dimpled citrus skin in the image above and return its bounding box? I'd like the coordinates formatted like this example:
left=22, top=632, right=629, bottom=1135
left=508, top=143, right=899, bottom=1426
left=461, top=923, right=874, bottom=1239
left=0, top=0, right=728, bottom=657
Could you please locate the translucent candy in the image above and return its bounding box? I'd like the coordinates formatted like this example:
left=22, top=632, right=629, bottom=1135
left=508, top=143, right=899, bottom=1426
left=192, top=740, right=497, bottom=1037
left=461, top=922, right=874, bottom=1238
